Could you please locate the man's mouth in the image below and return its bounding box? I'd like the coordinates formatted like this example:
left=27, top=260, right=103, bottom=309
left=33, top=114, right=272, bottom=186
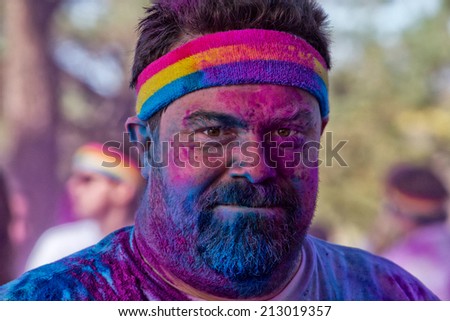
left=213, top=205, right=285, bottom=217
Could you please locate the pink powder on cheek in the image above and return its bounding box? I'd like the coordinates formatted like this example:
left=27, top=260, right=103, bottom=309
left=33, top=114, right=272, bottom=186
left=167, top=148, right=196, bottom=185
left=166, top=148, right=225, bottom=193
left=284, top=165, right=319, bottom=187
left=298, top=168, right=319, bottom=213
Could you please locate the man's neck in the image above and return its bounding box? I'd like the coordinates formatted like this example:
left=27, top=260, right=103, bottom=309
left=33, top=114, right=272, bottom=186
left=161, top=256, right=303, bottom=300
left=133, top=225, right=303, bottom=300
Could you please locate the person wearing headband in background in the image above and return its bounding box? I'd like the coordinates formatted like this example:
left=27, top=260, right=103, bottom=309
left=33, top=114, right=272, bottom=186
left=378, top=163, right=450, bottom=300
left=0, top=0, right=438, bottom=300
left=25, top=142, right=143, bottom=271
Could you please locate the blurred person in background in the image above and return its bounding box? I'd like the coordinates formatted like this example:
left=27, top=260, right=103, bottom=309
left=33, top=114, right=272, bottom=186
left=0, top=170, right=14, bottom=285
left=25, top=142, right=143, bottom=271
left=376, top=163, right=450, bottom=300
left=0, top=170, right=32, bottom=283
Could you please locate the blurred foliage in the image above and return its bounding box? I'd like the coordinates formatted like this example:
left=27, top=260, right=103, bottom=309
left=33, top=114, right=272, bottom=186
left=316, top=0, right=450, bottom=246
left=44, top=0, right=149, bottom=180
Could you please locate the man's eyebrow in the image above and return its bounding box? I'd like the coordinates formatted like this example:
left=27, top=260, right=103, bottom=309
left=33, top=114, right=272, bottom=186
left=183, top=110, right=248, bottom=128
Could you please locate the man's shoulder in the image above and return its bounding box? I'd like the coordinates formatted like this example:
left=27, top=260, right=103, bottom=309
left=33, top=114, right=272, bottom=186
left=0, top=227, right=134, bottom=300
left=308, top=235, right=392, bottom=266
left=0, top=260, right=92, bottom=300
left=304, top=236, right=439, bottom=300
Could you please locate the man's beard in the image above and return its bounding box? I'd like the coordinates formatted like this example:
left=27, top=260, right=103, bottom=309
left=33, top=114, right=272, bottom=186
left=149, top=170, right=310, bottom=281
left=194, top=179, right=306, bottom=281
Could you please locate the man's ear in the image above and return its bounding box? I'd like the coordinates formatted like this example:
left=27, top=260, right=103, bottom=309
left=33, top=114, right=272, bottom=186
left=321, top=117, right=329, bottom=135
left=125, top=116, right=151, bottom=178
left=125, top=116, right=149, bottom=144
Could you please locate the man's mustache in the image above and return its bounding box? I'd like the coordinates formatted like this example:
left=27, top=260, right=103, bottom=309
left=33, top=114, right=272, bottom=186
left=196, top=180, right=300, bottom=210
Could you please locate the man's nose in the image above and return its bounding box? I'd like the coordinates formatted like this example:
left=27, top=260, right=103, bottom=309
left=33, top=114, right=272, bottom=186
left=228, top=140, right=276, bottom=184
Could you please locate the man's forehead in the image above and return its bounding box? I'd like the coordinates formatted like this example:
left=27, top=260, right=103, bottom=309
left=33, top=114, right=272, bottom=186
left=164, top=84, right=320, bottom=124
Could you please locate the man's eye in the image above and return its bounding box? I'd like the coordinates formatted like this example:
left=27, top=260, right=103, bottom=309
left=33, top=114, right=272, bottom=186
left=276, top=128, right=293, bottom=137
left=76, top=175, right=95, bottom=184
left=203, top=127, right=222, bottom=137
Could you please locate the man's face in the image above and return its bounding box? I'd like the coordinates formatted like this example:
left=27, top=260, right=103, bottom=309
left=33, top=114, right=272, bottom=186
left=382, top=187, right=446, bottom=233
left=138, top=84, right=322, bottom=282
left=66, top=171, right=117, bottom=219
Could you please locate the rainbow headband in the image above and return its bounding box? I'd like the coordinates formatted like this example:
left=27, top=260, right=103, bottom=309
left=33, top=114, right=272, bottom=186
left=135, top=29, right=329, bottom=121
left=72, top=143, right=142, bottom=186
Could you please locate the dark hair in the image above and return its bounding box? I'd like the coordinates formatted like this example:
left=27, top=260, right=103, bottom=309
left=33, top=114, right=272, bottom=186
left=386, top=164, right=449, bottom=201
left=130, top=0, right=331, bottom=88
left=0, top=171, right=13, bottom=285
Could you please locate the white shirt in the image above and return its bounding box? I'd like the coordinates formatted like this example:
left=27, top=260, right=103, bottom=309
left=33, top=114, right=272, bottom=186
left=25, top=219, right=102, bottom=271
